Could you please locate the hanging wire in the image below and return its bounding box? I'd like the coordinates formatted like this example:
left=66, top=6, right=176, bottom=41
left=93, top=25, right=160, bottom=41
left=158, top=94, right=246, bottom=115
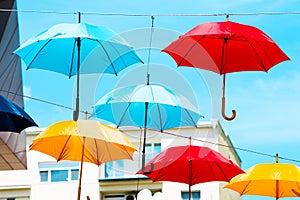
left=5, top=85, right=299, bottom=164
left=0, top=89, right=91, bottom=115
left=2, top=8, right=300, bottom=17
left=2, top=7, right=300, bottom=165
left=146, top=16, right=155, bottom=85
left=0, top=8, right=76, bottom=15
left=161, top=130, right=300, bottom=164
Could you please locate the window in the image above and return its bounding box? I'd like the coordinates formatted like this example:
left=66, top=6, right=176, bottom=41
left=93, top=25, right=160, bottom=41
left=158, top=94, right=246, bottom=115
left=104, top=143, right=161, bottom=179
left=103, top=194, right=125, bottom=200
left=38, top=161, right=79, bottom=182
left=51, top=169, right=68, bottom=182
left=181, top=191, right=200, bottom=200
left=105, top=160, right=124, bottom=178
left=145, top=143, right=161, bottom=163
left=103, top=194, right=135, bottom=200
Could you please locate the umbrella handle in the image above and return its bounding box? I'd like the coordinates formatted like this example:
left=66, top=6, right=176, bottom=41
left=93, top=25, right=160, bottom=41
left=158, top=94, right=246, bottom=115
left=222, top=96, right=236, bottom=121
left=221, top=74, right=236, bottom=121
left=73, top=97, right=79, bottom=121
left=141, top=153, right=154, bottom=174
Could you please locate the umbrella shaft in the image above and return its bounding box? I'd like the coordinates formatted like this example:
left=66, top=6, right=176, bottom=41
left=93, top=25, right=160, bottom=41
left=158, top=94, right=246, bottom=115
left=77, top=137, right=85, bottom=200
left=142, top=102, right=149, bottom=154
left=73, top=38, right=81, bottom=121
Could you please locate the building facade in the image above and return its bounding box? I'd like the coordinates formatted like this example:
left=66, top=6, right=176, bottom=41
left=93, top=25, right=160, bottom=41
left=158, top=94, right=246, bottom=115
left=0, top=0, right=27, bottom=170
left=0, top=120, right=242, bottom=200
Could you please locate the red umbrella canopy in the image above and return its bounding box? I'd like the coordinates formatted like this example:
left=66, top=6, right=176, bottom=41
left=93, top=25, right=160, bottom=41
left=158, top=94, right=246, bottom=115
left=137, top=145, right=244, bottom=185
left=162, top=21, right=290, bottom=74
left=162, top=20, right=290, bottom=120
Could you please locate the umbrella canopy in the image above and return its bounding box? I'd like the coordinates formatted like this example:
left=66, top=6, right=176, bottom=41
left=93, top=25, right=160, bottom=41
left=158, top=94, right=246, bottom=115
left=162, top=20, right=290, bottom=120
left=14, top=22, right=143, bottom=120
left=224, top=159, right=300, bottom=199
left=93, top=83, right=203, bottom=173
left=94, top=83, right=202, bottom=131
left=30, top=119, right=136, bottom=164
left=0, top=95, right=37, bottom=133
left=137, top=145, right=244, bottom=200
left=14, top=23, right=142, bottom=77
left=30, top=119, right=136, bottom=200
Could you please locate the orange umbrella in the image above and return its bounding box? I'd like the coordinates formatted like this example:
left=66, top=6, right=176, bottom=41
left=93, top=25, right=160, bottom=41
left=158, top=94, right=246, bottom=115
left=30, top=119, right=136, bottom=200
left=224, top=154, right=300, bottom=199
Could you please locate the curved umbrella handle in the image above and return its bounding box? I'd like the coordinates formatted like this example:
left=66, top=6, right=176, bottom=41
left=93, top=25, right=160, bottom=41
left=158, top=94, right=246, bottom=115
left=222, top=96, right=236, bottom=121
left=221, top=74, right=236, bottom=121
left=141, top=153, right=154, bottom=174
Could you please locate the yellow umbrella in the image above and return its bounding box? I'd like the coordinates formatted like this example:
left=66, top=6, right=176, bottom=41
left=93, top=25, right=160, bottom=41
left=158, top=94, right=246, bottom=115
left=30, top=119, right=136, bottom=200
left=224, top=154, right=300, bottom=200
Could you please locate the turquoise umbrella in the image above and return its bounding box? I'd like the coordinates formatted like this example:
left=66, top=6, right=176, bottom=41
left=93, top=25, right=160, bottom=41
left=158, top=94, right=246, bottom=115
left=93, top=83, right=203, bottom=173
left=14, top=16, right=142, bottom=120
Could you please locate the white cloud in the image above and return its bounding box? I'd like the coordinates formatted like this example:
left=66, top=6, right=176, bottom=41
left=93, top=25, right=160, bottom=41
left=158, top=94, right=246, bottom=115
left=254, top=71, right=300, bottom=92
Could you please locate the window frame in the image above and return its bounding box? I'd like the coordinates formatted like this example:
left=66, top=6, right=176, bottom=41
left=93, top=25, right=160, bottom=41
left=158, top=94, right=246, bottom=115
left=38, top=161, right=80, bottom=183
left=181, top=190, right=201, bottom=200
left=103, top=142, right=161, bottom=179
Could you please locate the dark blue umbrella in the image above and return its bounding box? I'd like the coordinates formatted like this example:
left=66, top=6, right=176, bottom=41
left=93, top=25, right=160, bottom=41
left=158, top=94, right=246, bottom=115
left=0, top=95, right=38, bottom=133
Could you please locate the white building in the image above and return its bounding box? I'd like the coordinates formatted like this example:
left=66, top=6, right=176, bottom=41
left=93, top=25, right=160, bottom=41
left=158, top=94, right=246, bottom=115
left=0, top=119, right=242, bottom=200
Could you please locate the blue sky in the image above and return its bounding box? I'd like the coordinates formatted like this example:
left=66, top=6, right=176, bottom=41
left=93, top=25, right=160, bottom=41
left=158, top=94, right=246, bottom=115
left=16, top=1, right=300, bottom=199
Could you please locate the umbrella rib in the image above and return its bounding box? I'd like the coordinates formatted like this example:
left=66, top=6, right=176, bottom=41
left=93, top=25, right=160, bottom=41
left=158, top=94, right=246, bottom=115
left=104, top=141, right=114, bottom=162
left=57, top=135, right=72, bottom=161
left=116, top=143, right=134, bottom=160
left=95, top=40, right=118, bottom=76
left=241, top=36, right=269, bottom=72
left=155, top=103, right=163, bottom=132
left=116, top=102, right=132, bottom=128
left=94, top=138, right=101, bottom=165
left=27, top=39, right=52, bottom=69
left=206, top=160, right=218, bottom=181
left=183, top=108, right=199, bottom=128
left=240, top=180, right=252, bottom=195
left=213, top=160, right=230, bottom=182
left=292, top=183, right=300, bottom=196
left=107, top=41, right=127, bottom=69
left=176, top=35, right=206, bottom=67
left=69, top=39, right=77, bottom=78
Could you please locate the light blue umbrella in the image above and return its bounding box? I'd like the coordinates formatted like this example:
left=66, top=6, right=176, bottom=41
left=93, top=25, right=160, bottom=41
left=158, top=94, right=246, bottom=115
left=14, top=19, right=143, bottom=120
left=93, top=83, right=203, bottom=173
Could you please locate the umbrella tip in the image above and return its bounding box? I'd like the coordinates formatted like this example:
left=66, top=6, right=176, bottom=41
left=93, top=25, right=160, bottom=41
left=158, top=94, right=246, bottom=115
left=226, top=14, right=229, bottom=21
left=276, top=153, right=278, bottom=163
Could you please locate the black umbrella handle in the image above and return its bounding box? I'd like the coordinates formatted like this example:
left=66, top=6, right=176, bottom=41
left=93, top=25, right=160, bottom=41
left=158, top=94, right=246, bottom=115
left=141, top=153, right=154, bottom=174
left=141, top=102, right=154, bottom=174
left=73, top=97, right=79, bottom=121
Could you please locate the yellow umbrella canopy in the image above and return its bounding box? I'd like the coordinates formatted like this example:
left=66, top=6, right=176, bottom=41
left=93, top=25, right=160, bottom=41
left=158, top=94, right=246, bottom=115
left=224, top=157, right=300, bottom=200
left=30, top=119, right=136, bottom=200
left=30, top=119, right=136, bottom=164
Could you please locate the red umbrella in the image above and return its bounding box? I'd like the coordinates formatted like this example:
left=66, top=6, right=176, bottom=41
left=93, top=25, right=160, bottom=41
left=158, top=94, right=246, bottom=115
left=137, top=144, right=244, bottom=200
left=162, top=18, right=290, bottom=120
